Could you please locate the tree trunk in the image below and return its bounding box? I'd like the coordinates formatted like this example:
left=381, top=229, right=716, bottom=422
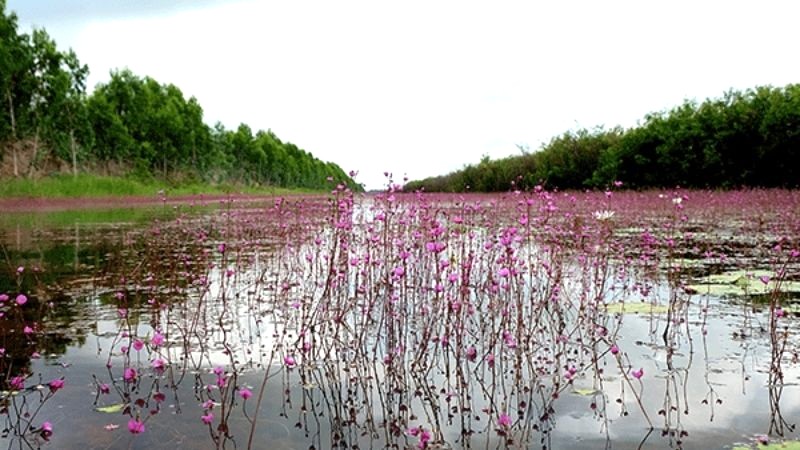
left=28, top=129, right=40, bottom=177
left=70, top=129, right=78, bottom=178
left=6, top=87, right=18, bottom=177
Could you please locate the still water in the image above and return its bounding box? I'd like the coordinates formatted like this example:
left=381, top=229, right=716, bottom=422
left=1, top=191, right=799, bottom=450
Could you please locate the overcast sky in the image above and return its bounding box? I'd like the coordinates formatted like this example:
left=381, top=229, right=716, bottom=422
left=7, top=0, right=800, bottom=189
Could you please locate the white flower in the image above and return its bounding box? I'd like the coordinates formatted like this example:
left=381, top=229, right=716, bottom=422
left=672, top=197, right=683, bottom=205
left=593, top=210, right=615, bottom=221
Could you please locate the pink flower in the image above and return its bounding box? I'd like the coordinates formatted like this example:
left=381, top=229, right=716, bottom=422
left=498, top=267, right=510, bottom=278
left=153, top=392, right=166, bottom=403
left=465, top=346, right=477, bottom=362
left=23, top=325, right=34, bottom=335
left=610, top=344, right=619, bottom=355
left=418, top=428, right=432, bottom=448
left=16, top=294, right=27, bottom=306
left=0, top=294, right=8, bottom=302
left=127, top=418, right=145, bottom=434
left=201, top=412, right=214, bottom=425
left=284, top=355, right=297, bottom=368
left=502, top=331, right=517, bottom=349
left=48, top=378, right=64, bottom=392
left=151, top=358, right=166, bottom=371
left=497, top=412, right=512, bottom=428
left=123, top=367, right=137, bottom=382
left=239, top=388, right=253, bottom=400
left=133, top=339, right=144, bottom=351
left=759, top=275, right=771, bottom=285
left=10, top=375, right=25, bottom=390
left=151, top=332, right=165, bottom=347
left=41, top=421, right=53, bottom=437
left=99, top=383, right=110, bottom=394
left=631, top=368, right=644, bottom=379
left=407, top=426, right=432, bottom=449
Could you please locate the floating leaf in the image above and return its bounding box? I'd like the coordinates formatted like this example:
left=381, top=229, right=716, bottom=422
left=604, top=302, right=668, bottom=314
left=572, top=388, right=601, bottom=396
left=689, top=269, right=800, bottom=297
left=688, top=281, right=800, bottom=297
left=732, top=440, right=800, bottom=450
left=95, top=403, right=126, bottom=414
left=699, top=269, right=773, bottom=285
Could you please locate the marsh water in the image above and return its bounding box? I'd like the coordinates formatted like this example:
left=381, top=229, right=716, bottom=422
left=1, top=190, right=799, bottom=450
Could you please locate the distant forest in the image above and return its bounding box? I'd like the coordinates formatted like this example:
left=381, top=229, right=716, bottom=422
left=405, top=84, right=800, bottom=192
left=0, top=2, right=358, bottom=190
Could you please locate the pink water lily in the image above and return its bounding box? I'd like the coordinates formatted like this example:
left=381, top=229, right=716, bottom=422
left=123, top=367, right=137, bottom=382
left=151, top=331, right=165, bottom=347
left=10, top=375, right=24, bottom=390
left=127, top=418, right=145, bottom=434
left=151, top=358, right=166, bottom=371
left=48, top=378, right=64, bottom=392
left=239, top=387, right=253, bottom=400
left=498, top=412, right=512, bottom=428
left=132, top=339, right=144, bottom=351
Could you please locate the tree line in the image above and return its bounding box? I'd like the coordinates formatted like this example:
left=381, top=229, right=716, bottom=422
left=0, top=2, right=357, bottom=190
left=405, top=84, right=800, bottom=192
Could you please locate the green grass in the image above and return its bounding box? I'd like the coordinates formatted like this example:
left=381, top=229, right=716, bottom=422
left=0, top=174, right=318, bottom=198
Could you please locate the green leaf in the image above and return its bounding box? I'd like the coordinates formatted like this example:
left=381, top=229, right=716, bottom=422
left=572, top=388, right=601, bottom=396
left=95, top=403, right=126, bottom=414
left=689, top=269, right=800, bottom=297
left=732, top=440, right=800, bottom=449
left=604, top=302, right=668, bottom=314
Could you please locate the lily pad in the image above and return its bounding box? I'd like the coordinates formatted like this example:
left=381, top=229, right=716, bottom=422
left=689, top=269, right=800, bottom=297
left=699, top=269, right=773, bottom=285
left=571, top=388, right=601, bottom=396
left=95, top=403, right=126, bottom=414
left=733, top=440, right=800, bottom=450
left=687, top=281, right=800, bottom=297
left=604, top=302, right=668, bottom=314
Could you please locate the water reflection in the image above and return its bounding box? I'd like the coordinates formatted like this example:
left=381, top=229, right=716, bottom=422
left=0, top=192, right=798, bottom=449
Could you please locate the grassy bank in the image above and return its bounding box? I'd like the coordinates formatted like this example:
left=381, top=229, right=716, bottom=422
left=0, top=174, right=320, bottom=198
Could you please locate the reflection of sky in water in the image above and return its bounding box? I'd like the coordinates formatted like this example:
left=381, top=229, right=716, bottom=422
left=22, top=284, right=798, bottom=449
left=3, top=202, right=800, bottom=450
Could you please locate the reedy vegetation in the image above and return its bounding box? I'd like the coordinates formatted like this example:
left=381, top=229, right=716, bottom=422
left=2, top=183, right=799, bottom=449
left=0, top=2, right=358, bottom=191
